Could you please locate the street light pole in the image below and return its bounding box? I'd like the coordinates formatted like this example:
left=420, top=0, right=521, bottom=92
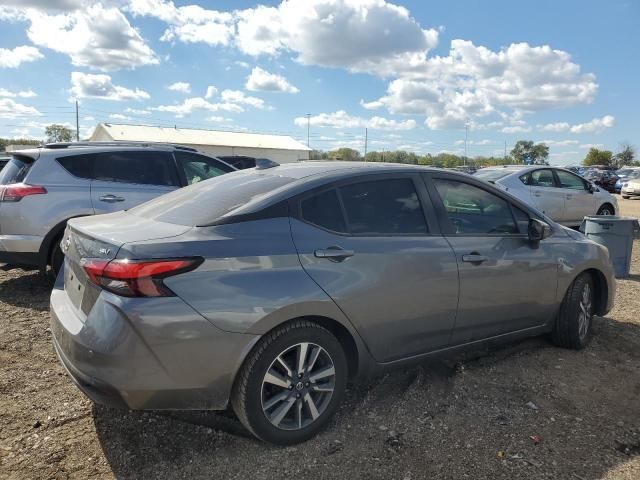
left=464, top=123, right=469, bottom=166
left=305, top=113, right=311, bottom=149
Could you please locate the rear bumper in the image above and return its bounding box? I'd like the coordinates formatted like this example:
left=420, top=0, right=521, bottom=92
left=0, top=234, right=44, bottom=268
left=50, top=281, right=260, bottom=410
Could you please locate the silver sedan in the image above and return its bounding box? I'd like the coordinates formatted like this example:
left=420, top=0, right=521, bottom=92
left=51, top=161, right=616, bottom=445
left=475, top=165, right=618, bottom=227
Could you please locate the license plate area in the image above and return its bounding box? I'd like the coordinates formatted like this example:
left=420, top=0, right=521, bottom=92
left=64, top=258, right=86, bottom=310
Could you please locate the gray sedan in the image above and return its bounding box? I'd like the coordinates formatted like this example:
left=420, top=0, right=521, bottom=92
left=50, top=161, right=616, bottom=445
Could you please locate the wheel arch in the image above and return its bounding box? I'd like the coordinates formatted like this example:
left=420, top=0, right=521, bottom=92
left=38, top=215, right=90, bottom=268
left=597, top=202, right=616, bottom=215
left=582, top=268, right=609, bottom=316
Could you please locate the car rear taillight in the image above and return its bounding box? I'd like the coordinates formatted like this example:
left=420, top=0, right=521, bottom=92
left=81, top=257, right=203, bottom=297
left=0, top=183, right=47, bottom=202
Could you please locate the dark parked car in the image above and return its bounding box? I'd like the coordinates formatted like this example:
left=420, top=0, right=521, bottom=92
left=0, top=156, right=10, bottom=171
left=217, top=155, right=257, bottom=170
left=583, top=169, right=619, bottom=193
left=51, top=161, right=616, bottom=445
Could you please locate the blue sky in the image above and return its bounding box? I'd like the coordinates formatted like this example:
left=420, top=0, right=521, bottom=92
left=0, top=0, right=638, bottom=165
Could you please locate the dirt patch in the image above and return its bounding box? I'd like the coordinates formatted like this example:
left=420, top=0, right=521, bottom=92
left=1, top=199, right=640, bottom=480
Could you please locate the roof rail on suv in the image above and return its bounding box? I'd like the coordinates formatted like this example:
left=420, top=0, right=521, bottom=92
left=43, top=141, right=198, bottom=152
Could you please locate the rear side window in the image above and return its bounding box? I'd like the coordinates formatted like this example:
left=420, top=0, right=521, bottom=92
left=527, top=169, right=556, bottom=187
left=555, top=170, right=587, bottom=190
left=433, top=179, right=517, bottom=235
left=300, top=189, right=347, bottom=233
left=0, top=155, right=35, bottom=185
left=339, top=178, right=427, bottom=235
left=93, top=151, right=179, bottom=187
left=175, top=152, right=234, bottom=185
left=57, top=155, right=93, bottom=179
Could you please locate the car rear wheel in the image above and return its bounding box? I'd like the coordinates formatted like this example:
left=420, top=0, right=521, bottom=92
left=49, top=236, right=64, bottom=280
left=622, top=196, right=630, bottom=200
left=596, top=204, right=614, bottom=215
left=552, top=273, right=594, bottom=349
left=231, top=320, right=347, bottom=445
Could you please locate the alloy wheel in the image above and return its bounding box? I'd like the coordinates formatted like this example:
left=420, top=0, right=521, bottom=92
left=261, top=342, right=336, bottom=431
left=577, top=283, right=592, bottom=340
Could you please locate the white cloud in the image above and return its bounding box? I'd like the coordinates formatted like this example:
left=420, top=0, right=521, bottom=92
left=501, top=125, right=532, bottom=134
left=153, top=97, right=244, bottom=117
left=0, top=98, right=42, bottom=118
left=364, top=40, right=598, bottom=130
left=0, top=45, right=43, bottom=68
left=204, top=85, right=217, bottom=99
left=83, top=115, right=94, bottom=121
left=23, top=4, right=158, bottom=71
left=220, top=89, right=266, bottom=109
left=0, top=0, right=84, bottom=11
left=128, top=0, right=234, bottom=47
left=540, top=139, right=579, bottom=147
left=569, top=115, right=615, bottom=134
left=537, top=115, right=615, bottom=134
left=294, top=110, right=416, bottom=131
left=206, top=115, right=232, bottom=123
left=167, top=81, right=191, bottom=93
left=124, top=108, right=151, bottom=115
left=234, top=0, right=438, bottom=74
left=246, top=66, right=299, bottom=93
left=70, top=72, right=150, bottom=101
left=579, top=143, right=606, bottom=150
left=0, top=88, right=37, bottom=98
left=234, top=60, right=250, bottom=69
left=109, top=113, right=132, bottom=121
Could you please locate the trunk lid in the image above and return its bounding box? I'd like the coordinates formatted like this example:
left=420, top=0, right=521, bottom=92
left=62, top=211, right=192, bottom=315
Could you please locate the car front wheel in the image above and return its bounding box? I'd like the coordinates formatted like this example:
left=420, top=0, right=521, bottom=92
left=597, top=204, right=614, bottom=215
left=552, top=273, right=594, bottom=349
left=231, top=320, right=348, bottom=445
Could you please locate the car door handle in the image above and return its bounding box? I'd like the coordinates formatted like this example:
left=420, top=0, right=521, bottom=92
left=462, top=253, right=489, bottom=263
left=99, top=194, right=125, bottom=203
left=566, top=194, right=573, bottom=199
left=533, top=191, right=542, bottom=197
left=314, top=247, right=355, bottom=261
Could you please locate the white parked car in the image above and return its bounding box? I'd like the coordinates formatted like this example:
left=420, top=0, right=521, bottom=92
left=474, top=166, right=618, bottom=227
left=621, top=170, right=640, bottom=199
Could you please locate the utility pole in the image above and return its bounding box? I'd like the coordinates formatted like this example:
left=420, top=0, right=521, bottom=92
left=364, top=127, right=368, bottom=159
left=464, top=123, right=469, bottom=166
left=75, top=99, right=80, bottom=142
left=305, top=113, right=311, bottom=148
left=504, top=140, right=507, bottom=162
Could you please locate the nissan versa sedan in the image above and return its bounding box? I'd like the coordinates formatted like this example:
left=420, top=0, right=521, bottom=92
left=474, top=165, right=617, bottom=227
left=51, top=162, right=616, bottom=445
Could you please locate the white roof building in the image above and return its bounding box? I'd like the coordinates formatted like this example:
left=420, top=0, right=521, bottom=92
left=90, top=123, right=311, bottom=163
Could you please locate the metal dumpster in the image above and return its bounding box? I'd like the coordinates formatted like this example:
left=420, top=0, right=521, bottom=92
left=580, top=215, right=640, bottom=278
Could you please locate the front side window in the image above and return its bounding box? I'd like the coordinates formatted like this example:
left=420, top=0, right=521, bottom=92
left=93, top=151, right=180, bottom=187
left=433, top=179, right=518, bottom=235
left=555, top=170, right=587, bottom=190
left=339, top=178, right=427, bottom=235
left=300, top=189, right=347, bottom=233
left=175, top=152, right=234, bottom=185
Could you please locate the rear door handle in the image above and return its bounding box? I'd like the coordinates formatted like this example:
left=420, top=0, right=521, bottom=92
left=462, top=253, right=489, bottom=263
left=99, top=194, right=125, bottom=203
left=566, top=194, right=573, bottom=199
left=533, top=191, right=542, bottom=197
left=314, top=247, right=355, bottom=261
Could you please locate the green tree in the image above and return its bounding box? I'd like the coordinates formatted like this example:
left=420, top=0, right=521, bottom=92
left=327, top=147, right=360, bottom=161
left=614, top=143, right=635, bottom=168
left=582, top=147, right=613, bottom=167
left=45, top=124, right=74, bottom=143
left=510, top=140, right=549, bottom=165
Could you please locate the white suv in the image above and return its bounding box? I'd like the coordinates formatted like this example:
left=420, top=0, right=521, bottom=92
left=474, top=166, right=617, bottom=227
left=0, top=142, right=235, bottom=275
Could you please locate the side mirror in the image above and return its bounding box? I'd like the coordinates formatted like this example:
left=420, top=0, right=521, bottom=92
left=587, top=183, right=595, bottom=194
left=528, top=218, right=552, bottom=243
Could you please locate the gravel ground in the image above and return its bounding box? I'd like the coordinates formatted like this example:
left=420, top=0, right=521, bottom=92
left=1, top=199, right=640, bottom=480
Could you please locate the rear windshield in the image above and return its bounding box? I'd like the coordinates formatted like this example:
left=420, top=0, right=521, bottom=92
left=473, top=169, right=514, bottom=182
left=128, top=170, right=296, bottom=226
left=0, top=155, right=35, bottom=185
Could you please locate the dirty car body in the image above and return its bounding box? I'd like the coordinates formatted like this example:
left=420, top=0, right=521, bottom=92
left=50, top=162, right=616, bottom=444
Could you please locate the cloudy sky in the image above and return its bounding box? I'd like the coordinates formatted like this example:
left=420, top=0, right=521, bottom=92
left=0, top=0, right=637, bottom=164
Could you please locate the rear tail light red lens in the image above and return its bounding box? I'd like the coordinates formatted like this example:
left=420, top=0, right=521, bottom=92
left=0, top=183, right=47, bottom=202
left=81, top=257, right=203, bottom=297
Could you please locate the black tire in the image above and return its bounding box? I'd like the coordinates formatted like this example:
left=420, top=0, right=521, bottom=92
left=552, top=273, right=594, bottom=349
left=596, top=204, right=615, bottom=215
left=49, top=236, right=64, bottom=280
left=231, top=320, right=348, bottom=445
left=622, top=196, right=630, bottom=200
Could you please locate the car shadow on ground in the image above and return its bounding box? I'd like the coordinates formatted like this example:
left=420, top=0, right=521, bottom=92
left=92, top=320, right=640, bottom=479
left=0, top=270, right=51, bottom=312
